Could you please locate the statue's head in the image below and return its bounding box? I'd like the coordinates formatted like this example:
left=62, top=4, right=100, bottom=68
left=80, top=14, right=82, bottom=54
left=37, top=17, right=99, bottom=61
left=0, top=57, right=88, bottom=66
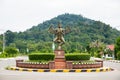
left=58, top=22, right=61, bottom=28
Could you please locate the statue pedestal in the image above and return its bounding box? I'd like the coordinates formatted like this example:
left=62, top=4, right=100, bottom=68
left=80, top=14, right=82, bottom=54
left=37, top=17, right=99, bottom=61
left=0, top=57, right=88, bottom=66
left=54, top=50, right=66, bottom=69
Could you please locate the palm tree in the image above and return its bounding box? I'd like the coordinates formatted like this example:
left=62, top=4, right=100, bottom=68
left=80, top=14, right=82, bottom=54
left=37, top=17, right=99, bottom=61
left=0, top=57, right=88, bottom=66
left=89, top=40, right=105, bottom=57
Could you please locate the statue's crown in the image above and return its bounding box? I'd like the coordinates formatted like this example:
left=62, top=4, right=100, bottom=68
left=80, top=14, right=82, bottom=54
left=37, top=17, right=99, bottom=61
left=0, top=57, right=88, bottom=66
left=58, top=22, right=61, bottom=28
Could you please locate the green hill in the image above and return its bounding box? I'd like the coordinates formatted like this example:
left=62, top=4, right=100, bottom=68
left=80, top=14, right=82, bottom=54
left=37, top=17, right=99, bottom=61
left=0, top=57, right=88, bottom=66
left=0, top=13, right=120, bottom=53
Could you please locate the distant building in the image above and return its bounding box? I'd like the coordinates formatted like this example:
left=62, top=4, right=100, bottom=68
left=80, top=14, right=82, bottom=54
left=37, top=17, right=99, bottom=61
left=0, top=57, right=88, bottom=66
left=105, top=44, right=115, bottom=60
left=106, top=45, right=114, bottom=51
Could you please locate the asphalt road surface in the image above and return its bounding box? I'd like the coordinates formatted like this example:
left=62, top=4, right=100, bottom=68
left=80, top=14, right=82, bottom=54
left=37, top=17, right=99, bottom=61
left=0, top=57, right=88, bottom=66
left=0, top=56, right=120, bottom=80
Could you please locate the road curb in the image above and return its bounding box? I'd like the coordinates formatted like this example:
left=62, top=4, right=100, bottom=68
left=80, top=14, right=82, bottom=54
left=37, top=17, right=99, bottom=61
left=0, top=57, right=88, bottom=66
left=108, top=60, right=120, bottom=63
left=6, top=67, right=113, bottom=72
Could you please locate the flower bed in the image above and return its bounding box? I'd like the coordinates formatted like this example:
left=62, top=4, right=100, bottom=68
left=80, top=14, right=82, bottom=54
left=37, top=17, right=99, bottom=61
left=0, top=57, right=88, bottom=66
left=16, top=60, right=49, bottom=69
left=73, top=62, right=101, bottom=69
left=16, top=60, right=103, bottom=69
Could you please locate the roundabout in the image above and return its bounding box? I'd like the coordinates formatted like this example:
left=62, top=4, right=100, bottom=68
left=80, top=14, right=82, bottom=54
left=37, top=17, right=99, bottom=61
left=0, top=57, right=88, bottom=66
left=5, top=23, right=114, bottom=73
left=0, top=23, right=119, bottom=80
left=0, top=56, right=120, bottom=80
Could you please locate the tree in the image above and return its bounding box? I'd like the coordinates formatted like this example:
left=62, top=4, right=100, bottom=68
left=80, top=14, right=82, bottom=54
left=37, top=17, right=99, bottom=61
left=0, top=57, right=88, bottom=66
left=89, top=40, right=105, bottom=57
left=117, top=51, right=120, bottom=60
left=5, top=47, right=18, bottom=57
left=5, top=30, right=15, bottom=46
left=115, top=37, right=120, bottom=59
left=27, top=43, right=36, bottom=53
left=15, top=40, right=27, bottom=53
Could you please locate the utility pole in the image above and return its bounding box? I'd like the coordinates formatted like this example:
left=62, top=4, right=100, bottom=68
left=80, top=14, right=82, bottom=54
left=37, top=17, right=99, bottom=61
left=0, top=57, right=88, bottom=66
left=3, top=33, right=5, bottom=53
left=0, top=29, right=6, bottom=53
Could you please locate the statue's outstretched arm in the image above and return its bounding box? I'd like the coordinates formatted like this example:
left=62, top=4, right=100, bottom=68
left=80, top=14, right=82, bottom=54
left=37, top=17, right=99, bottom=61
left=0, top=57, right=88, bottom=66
left=48, top=25, right=56, bottom=34
left=65, top=27, right=71, bottom=34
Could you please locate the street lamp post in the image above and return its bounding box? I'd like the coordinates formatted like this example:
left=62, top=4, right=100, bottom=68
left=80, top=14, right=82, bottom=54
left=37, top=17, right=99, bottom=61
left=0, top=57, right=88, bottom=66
left=2, top=33, right=5, bottom=53
left=0, top=29, right=6, bottom=53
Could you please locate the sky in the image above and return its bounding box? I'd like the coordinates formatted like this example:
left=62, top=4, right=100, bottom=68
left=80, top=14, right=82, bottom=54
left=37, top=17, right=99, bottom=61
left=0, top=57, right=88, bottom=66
left=0, top=0, right=120, bottom=34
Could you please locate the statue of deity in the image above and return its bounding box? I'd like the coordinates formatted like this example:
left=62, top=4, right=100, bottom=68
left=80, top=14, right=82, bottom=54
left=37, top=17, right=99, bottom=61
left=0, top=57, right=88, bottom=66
left=48, top=23, right=71, bottom=50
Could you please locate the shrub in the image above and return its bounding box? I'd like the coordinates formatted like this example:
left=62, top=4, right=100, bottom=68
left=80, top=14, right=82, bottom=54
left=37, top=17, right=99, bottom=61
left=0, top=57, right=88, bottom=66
left=5, top=47, right=18, bottom=57
left=106, top=57, right=113, bottom=60
left=94, top=52, right=101, bottom=58
left=5, top=47, right=18, bottom=54
left=117, top=51, right=120, bottom=60
left=0, top=53, right=6, bottom=58
left=29, top=53, right=55, bottom=61
left=65, top=53, right=90, bottom=61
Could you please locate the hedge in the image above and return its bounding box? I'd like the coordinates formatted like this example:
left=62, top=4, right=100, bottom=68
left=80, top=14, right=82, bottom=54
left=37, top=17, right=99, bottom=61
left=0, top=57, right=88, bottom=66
left=28, top=53, right=55, bottom=61
left=65, top=53, right=90, bottom=61
left=29, top=53, right=90, bottom=61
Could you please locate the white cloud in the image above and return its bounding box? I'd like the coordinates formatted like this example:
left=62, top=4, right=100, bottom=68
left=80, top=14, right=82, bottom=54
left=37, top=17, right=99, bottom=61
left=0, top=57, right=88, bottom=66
left=0, top=0, right=120, bottom=34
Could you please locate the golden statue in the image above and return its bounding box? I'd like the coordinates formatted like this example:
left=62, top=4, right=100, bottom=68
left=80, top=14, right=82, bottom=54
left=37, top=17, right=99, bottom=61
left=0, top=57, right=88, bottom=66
left=48, top=23, right=71, bottom=50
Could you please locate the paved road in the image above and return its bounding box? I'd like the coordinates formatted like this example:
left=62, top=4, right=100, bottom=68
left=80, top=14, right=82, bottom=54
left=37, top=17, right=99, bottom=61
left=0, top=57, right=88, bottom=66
left=104, top=60, right=120, bottom=71
left=0, top=57, right=120, bottom=80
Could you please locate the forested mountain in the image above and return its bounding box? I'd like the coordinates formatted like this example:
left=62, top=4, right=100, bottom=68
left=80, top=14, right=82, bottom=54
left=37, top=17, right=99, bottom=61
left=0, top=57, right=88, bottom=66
left=0, top=13, right=120, bottom=53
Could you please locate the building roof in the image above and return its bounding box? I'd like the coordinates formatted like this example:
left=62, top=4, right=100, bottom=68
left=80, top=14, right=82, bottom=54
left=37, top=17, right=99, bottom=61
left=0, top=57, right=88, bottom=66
left=107, top=45, right=114, bottom=51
